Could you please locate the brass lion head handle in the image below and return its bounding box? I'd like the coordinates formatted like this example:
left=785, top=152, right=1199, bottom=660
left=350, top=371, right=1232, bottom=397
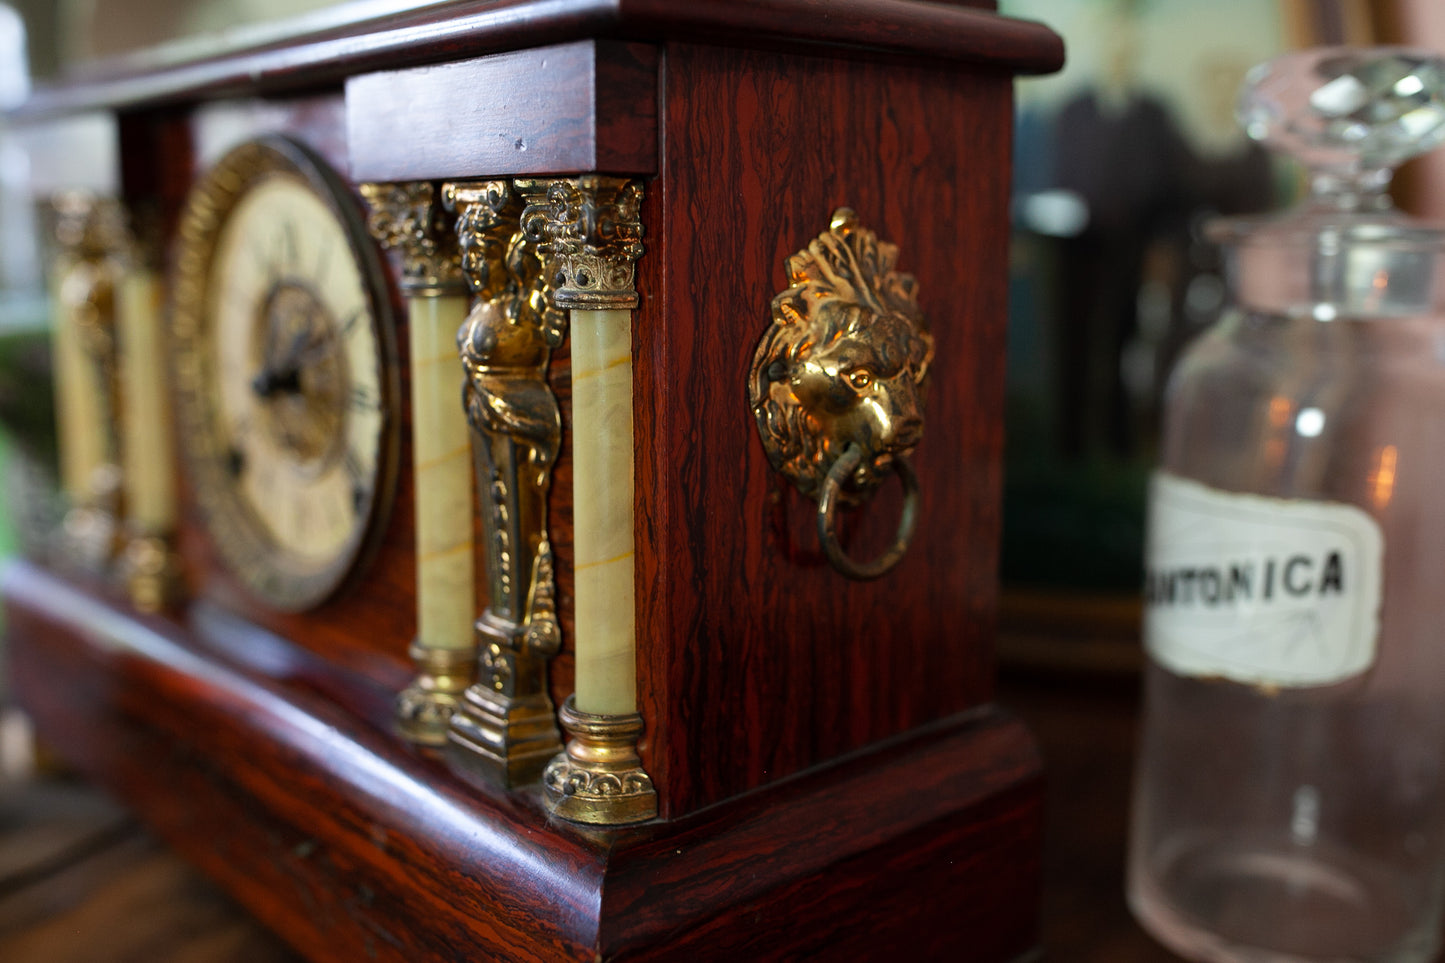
left=748, top=208, right=933, bottom=580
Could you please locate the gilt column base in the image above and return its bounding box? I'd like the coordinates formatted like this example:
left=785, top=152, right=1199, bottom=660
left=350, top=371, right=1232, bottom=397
left=395, top=644, right=475, bottom=746
left=543, top=695, right=657, bottom=825
left=446, top=682, right=562, bottom=788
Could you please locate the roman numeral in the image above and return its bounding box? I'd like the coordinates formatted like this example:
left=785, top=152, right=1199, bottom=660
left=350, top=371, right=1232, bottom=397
left=314, top=237, right=332, bottom=285
left=348, top=385, right=379, bottom=412
left=280, top=221, right=298, bottom=267
left=339, top=308, right=365, bottom=338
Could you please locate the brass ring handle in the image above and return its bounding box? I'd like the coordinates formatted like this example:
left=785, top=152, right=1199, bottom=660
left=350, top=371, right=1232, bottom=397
left=748, top=208, right=933, bottom=580
left=816, top=443, right=919, bottom=581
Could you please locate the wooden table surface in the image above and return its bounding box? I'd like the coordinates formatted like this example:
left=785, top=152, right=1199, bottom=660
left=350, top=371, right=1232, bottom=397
left=0, top=673, right=1178, bottom=962
left=0, top=775, right=300, bottom=963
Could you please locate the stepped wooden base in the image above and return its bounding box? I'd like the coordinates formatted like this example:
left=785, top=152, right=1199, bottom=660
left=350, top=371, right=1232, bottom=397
left=3, top=560, right=1043, bottom=962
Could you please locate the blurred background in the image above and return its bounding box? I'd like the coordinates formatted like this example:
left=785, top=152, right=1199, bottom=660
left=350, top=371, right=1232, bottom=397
left=991, top=2, right=1445, bottom=958
left=995, top=0, right=1445, bottom=674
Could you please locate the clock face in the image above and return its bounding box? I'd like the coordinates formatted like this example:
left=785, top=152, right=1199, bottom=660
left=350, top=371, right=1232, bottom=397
left=171, top=137, right=398, bottom=611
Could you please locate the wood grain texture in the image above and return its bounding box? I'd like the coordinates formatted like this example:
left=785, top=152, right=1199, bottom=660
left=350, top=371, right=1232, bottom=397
left=13, top=0, right=1062, bottom=120
left=634, top=42, right=1017, bottom=818
left=601, top=711, right=1043, bottom=962
left=7, top=676, right=1191, bottom=963
left=5, top=562, right=604, bottom=963
left=347, top=40, right=658, bottom=182
left=5, top=560, right=1042, bottom=962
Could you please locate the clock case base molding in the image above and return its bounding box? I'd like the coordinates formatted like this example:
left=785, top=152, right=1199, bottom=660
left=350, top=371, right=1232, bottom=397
left=3, top=561, right=1043, bottom=963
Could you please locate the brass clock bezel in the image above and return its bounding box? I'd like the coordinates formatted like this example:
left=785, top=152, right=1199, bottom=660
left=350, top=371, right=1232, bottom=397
left=170, top=135, right=400, bottom=612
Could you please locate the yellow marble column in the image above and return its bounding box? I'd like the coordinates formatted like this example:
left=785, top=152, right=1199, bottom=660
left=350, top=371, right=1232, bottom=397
left=569, top=307, right=636, bottom=716
left=117, top=259, right=183, bottom=612
left=535, top=176, right=656, bottom=825
left=117, top=270, right=172, bottom=533
left=409, top=295, right=475, bottom=653
left=361, top=182, right=476, bottom=745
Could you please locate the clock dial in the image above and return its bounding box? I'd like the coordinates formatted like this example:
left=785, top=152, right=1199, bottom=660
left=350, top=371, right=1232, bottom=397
left=171, top=137, right=398, bottom=611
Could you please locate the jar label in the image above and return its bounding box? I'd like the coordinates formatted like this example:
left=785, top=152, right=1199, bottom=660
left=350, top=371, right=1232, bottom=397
left=1144, top=472, right=1383, bottom=688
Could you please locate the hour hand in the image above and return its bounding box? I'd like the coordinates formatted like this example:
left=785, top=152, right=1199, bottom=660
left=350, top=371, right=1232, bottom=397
left=251, top=365, right=301, bottom=398
left=253, top=319, right=317, bottom=397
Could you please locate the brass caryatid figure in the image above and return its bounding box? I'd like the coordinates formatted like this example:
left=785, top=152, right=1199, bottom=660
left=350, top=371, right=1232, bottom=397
left=51, top=192, right=129, bottom=571
left=442, top=179, right=564, bottom=786
left=749, top=208, right=933, bottom=580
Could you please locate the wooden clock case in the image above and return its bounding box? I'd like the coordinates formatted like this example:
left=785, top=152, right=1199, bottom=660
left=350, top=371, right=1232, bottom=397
left=3, top=2, right=1063, bottom=960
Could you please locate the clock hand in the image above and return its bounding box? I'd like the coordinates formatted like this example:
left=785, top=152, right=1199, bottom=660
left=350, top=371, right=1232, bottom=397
left=251, top=365, right=302, bottom=398
left=276, top=321, right=315, bottom=367
left=290, top=315, right=336, bottom=367
left=254, top=314, right=323, bottom=398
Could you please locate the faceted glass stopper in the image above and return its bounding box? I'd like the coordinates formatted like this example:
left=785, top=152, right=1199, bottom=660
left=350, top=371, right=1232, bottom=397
left=1239, top=47, right=1445, bottom=197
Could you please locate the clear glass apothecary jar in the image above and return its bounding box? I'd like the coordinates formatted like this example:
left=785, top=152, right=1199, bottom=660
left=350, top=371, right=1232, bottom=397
left=1129, top=48, right=1445, bottom=963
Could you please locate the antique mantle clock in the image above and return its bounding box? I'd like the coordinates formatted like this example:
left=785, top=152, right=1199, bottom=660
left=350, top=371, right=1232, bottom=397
left=4, top=1, right=1062, bottom=959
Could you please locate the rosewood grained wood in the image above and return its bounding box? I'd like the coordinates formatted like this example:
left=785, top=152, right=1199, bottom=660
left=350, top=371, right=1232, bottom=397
left=346, top=40, right=658, bottom=181
left=338, top=36, right=1023, bottom=819
left=636, top=42, right=1017, bottom=817
left=5, top=561, right=1042, bottom=962
left=5, top=564, right=600, bottom=963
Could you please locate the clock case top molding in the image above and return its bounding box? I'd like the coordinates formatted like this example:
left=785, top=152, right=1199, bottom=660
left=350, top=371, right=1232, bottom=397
left=4, top=2, right=1063, bottom=961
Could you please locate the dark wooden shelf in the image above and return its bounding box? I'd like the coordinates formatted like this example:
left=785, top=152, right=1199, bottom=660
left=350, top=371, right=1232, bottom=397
left=0, top=777, right=298, bottom=963
left=0, top=668, right=1192, bottom=962
left=6, top=560, right=1045, bottom=962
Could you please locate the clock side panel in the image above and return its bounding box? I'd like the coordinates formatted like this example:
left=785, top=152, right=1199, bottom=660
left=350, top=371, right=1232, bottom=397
left=636, top=43, right=1015, bottom=818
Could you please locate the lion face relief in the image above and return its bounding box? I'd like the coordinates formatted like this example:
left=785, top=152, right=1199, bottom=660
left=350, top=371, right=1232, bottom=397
left=749, top=209, right=933, bottom=504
